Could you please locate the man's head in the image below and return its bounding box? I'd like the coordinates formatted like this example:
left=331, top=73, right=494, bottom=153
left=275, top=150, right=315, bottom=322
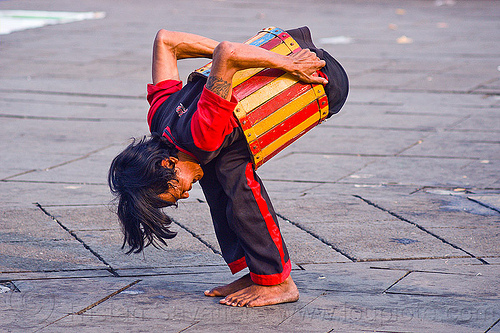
left=158, top=154, right=204, bottom=203
left=108, top=133, right=181, bottom=253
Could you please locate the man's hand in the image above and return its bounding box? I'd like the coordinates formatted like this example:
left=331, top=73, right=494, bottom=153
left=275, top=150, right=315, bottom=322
left=285, top=49, right=328, bottom=85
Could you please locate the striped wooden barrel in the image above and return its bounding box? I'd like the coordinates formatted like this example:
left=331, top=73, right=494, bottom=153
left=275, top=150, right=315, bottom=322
left=190, top=27, right=329, bottom=168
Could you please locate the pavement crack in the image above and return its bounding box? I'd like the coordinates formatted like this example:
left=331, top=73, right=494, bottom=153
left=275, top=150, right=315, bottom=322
left=43, top=143, right=116, bottom=172
left=2, top=144, right=115, bottom=181
left=277, top=291, right=325, bottom=326
left=177, top=322, right=200, bottom=333
left=73, top=279, right=142, bottom=315
left=353, top=195, right=490, bottom=265
left=277, top=213, right=356, bottom=262
left=170, top=217, right=222, bottom=256
left=383, top=271, right=412, bottom=293
left=444, top=114, right=472, bottom=131
left=33, top=279, right=142, bottom=332
left=35, top=203, right=120, bottom=276
left=467, top=197, right=500, bottom=215
left=485, top=317, right=500, bottom=333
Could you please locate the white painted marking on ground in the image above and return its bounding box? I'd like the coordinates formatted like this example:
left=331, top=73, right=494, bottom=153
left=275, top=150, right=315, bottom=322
left=0, top=10, right=105, bottom=35
left=319, top=36, right=353, bottom=45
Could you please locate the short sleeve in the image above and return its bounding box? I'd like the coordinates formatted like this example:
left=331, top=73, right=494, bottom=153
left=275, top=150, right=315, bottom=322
left=147, top=80, right=182, bottom=127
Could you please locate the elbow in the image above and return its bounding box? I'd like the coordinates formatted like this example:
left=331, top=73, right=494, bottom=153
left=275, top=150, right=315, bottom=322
left=155, top=29, right=173, bottom=45
left=213, top=41, right=237, bottom=64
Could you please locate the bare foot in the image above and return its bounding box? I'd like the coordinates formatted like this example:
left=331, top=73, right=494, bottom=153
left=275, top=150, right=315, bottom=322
left=219, top=275, right=299, bottom=307
left=204, top=273, right=254, bottom=297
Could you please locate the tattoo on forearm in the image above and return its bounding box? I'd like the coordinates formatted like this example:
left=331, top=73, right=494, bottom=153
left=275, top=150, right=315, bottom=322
left=206, top=76, right=231, bottom=99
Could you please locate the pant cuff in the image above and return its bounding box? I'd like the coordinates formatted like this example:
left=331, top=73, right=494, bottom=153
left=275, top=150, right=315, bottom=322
left=250, top=260, right=292, bottom=286
left=228, top=256, right=247, bottom=274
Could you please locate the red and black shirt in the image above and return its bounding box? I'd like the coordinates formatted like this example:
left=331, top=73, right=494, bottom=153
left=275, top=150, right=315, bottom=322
left=147, top=77, right=242, bottom=165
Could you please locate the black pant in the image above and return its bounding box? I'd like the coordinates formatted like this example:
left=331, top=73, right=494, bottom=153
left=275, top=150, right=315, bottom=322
left=199, top=135, right=291, bottom=285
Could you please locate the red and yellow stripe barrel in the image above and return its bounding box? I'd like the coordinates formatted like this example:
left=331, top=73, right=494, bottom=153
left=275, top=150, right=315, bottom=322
left=191, top=27, right=329, bottom=168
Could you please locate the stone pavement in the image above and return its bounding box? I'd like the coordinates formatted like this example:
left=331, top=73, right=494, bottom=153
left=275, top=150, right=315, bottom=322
left=0, top=0, right=499, bottom=332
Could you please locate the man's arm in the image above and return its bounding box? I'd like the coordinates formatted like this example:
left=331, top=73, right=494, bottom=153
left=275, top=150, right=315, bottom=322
left=152, top=30, right=328, bottom=100
left=207, top=41, right=329, bottom=101
left=152, top=30, right=219, bottom=84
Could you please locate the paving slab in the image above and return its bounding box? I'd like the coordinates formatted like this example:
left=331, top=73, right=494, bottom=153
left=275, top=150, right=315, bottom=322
left=330, top=104, right=463, bottom=131
left=1, top=276, right=144, bottom=332
left=286, top=125, right=428, bottom=156
left=0, top=182, right=112, bottom=209
left=401, top=130, right=500, bottom=160
left=451, top=113, right=500, bottom=132
left=298, top=220, right=466, bottom=262
left=11, top=144, right=131, bottom=184
left=354, top=190, right=500, bottom=229
left=281, top=290, right=497, bottom=333
left=42, top=206, right=225, bottom=270
left=0, top=91, right=147, bottom=119
left=386, top=267, right=500, bottom=299
left=258, top=152, right=379, bottom=183
left=0, top=208, right=107, bottom=273
left=344, top=155, right=490, bottom=187
left=273, top=195, right=411, bottom=224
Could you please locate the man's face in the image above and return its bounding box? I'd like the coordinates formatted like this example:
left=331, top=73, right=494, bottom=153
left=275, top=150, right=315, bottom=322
left=159, top=158, right=204, bottom=203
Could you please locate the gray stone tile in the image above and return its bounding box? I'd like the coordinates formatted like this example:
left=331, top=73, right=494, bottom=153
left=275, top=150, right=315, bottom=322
left=343, top=156, right=488, bottom=187
left=386, top=268, right=499, bottom=299
left=35, top=205, right=225, bottom=270
left=356, top=190, right=500, bottom=229
left=43, top=315, right=194, bottom=333
left=360, top=257, right=486, bottom=273
left=299, top=220, right=466, bottom=262
left=0, top=182, right=112, bottom=209
left=0, top=208, right=71, bottom=242
left=401, top=73, right=490, bottom=93
left=0, top=240, right=108, bottom=273
left=278, top=217, right=352, bottom=265
left=450, top=113, right=500, bottom=132
left=283, top=290, right=496, bottom=333
left=401, top=130, right=500, bottom=160
left=0, top=208, right=107, bottom=273
left=70, top=227, right=224, bottom=270
left=352, top=71, right=426, bottom=89
left=273, top=196, right=402, bottom=224
left=258, top=152, right=379, bottom=183
left=285, top=125, right=427, bottom=156
left=1, top=277, right=144, bottom=332
left=46, top=205, right=121, bottom=232
left=331, top=104, right=462, bottom=131
left=0, top=91, right=147, bottom=119
left=425, top=226, right=500, bottom=257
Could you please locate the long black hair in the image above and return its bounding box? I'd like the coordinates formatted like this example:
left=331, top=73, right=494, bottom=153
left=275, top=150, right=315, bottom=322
left=108, top=133, right=179, bottom=253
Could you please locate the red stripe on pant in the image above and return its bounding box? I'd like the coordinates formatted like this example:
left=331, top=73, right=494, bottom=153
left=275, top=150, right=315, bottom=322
left=228, top=257, right=247, bottom=274
left=244, top=162, right=290, bottom=286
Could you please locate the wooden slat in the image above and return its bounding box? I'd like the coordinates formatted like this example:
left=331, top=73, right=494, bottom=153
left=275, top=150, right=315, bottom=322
left=249, top=27, right=283, bottom=47
left=250, top=87, right=318, bottom=137
left=259, top=37, right=282, bottom=51
left=237, top=73, right=297, bottom=115
left=249, top=101, right=320, bottom=153
left=242, top=83, right=311, bottom=129
left=257, top=114, right=320, bottom=166
left=279, top=34, right=301, bottom=53
left=232, top=68, right=285, bottom=101
left=244, top=30, right=269, bottom=45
